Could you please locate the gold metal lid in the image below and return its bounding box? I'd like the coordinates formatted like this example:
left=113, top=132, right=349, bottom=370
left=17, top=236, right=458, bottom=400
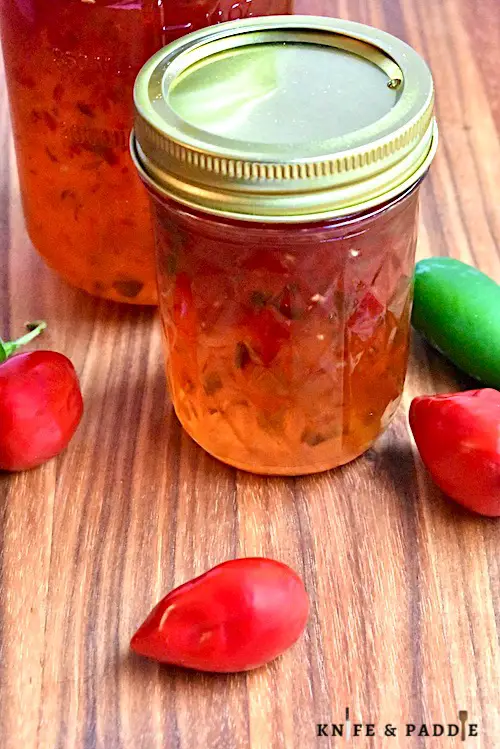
left=132, top=15, right=437, bottom=222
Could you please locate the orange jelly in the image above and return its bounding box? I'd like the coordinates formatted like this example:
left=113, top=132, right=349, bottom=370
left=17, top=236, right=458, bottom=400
left=132, top=16, right=438, bottom=473
left=0, top=0, right=291, bottom=304
left=152, top=190, right=419, bottom=473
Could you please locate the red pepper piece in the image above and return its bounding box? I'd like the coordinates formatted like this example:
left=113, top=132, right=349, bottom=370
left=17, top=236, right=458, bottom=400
left=131, top=558, right=309, bottom=673
left=277, top=284, right=305, bottom=320
left=348, top=290, right=385, bottom=340
left=242, top=249, right=289, bottom=274
left=409, top=389, right=500, bottom=516
left=245, top=307, right=291, bottom=366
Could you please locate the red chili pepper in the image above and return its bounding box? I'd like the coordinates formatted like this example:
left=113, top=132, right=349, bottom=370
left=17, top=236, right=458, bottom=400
left=0, top=323, right=83, bottom=471
left=409, top=389, right=500, bottom=516
left=131, top=558, right=310, bottom=673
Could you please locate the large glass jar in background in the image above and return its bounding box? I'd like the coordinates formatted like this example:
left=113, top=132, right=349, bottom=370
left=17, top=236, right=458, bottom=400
left=132, top=16, right=438, bottom=474
left=0, top=0, right=292, bottom=304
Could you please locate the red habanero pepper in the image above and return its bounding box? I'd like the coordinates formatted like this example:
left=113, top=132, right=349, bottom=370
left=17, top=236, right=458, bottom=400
left=131, top=558, right=310, bottom=672
left=0, top=322, right=83, bottom=471
left=409, top=389, right=500, bottom=517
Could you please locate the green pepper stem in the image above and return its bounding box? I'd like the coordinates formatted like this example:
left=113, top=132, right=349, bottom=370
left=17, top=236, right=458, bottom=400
left=1, top=321, right=47, bottom=358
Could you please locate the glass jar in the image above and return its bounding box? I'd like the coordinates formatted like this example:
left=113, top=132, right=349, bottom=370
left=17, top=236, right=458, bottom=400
left=132, top=16, right=438, bottom=474
left=0, top=0, right=292, bottom=305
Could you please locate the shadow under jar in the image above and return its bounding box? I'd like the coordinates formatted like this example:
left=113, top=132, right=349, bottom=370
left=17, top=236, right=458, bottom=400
left=131, top=16, right=438, bottom=474
left=0, top=0, right=291, bottom=304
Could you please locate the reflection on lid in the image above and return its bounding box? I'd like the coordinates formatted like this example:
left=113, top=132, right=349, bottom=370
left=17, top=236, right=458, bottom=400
left=168, top=41, right=399, bottom=146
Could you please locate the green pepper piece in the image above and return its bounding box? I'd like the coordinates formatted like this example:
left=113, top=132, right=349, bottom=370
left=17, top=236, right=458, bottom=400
left=412, top=257, right=500, bottom=388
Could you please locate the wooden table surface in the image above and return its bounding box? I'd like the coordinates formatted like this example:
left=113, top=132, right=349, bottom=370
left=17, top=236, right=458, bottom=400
left=1, top=1, right=500, bottom=747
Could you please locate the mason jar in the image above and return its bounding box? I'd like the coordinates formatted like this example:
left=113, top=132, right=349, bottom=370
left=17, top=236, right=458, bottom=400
left=131, top=15, right=438, bottom=473
left=0, top=0, right=292, bottom=304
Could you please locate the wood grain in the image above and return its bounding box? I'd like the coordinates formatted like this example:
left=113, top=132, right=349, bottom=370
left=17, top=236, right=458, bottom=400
left=1, top=2, right=500, bottom=747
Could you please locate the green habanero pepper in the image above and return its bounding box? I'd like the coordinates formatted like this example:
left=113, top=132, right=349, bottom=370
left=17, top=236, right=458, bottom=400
left=412, top=257, right=500, bottom=388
